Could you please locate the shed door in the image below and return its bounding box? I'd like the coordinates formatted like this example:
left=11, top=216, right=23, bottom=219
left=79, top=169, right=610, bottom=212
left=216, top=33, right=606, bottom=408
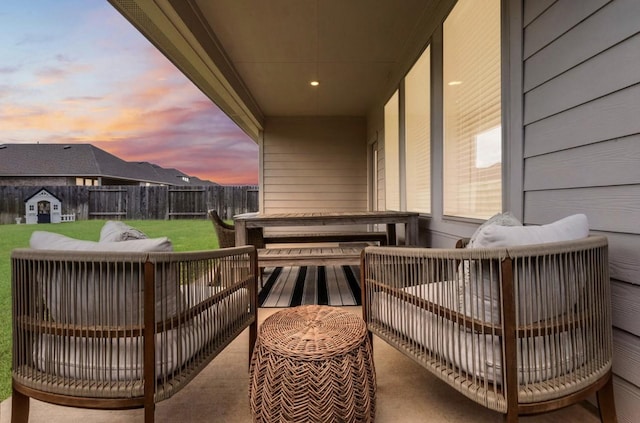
left=37, top=201, right=51, bottom=223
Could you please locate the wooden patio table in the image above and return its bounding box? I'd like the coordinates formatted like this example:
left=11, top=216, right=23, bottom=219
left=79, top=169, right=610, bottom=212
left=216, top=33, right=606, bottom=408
left=233, top=211, right=419, bottom=247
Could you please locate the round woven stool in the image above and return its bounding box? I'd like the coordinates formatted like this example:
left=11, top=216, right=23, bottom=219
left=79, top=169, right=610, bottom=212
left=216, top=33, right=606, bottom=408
left=249, top=305, right=376, bottom=422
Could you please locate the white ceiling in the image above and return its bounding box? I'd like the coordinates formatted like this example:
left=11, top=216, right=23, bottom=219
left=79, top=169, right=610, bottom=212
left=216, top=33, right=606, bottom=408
left=192, top=0, right=437, bottom=117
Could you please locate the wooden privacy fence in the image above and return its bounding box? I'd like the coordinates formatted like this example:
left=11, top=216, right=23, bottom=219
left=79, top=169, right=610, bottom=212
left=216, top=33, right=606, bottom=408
left=0, top=185, right=258, bottom=224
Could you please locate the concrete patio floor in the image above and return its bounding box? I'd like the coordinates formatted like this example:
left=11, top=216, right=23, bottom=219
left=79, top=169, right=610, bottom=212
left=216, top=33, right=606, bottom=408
left=0, top=307, right=601, bottom=423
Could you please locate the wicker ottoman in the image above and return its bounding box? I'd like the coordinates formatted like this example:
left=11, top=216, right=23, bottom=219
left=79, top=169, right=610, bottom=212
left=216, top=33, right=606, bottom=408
left=249, top=305, right=376, bottom=422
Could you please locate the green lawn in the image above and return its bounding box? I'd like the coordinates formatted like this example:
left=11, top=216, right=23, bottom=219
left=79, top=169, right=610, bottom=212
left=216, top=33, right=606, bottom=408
left=0, top=219, right=218, bottom=401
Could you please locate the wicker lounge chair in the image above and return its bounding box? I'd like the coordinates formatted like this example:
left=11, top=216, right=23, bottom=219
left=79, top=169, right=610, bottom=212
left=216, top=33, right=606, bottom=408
left=208, top=209, right=264, bottom=249
left=11, top=245, right=258, bottom=423
left=208, top=209, right=265, bottom=285
left=361, top=235, right=616, bottom=422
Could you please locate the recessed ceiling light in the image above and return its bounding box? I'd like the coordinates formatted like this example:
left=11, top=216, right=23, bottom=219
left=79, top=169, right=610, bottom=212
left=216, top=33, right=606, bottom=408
left=310, top=80, right=320, bottom=86
left=448, top=81, right=462, bottom=86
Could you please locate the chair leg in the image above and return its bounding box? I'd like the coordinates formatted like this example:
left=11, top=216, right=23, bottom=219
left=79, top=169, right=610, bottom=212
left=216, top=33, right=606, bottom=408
left=597, top=374, right=617, bottom=423
left=144, top=403, right=155, bottom=423
left=259, top=267, right=265, bottom=289
left=11, top=387, right=29, bottom=423
left=249, top=317, right=258, bottom=370
left=502, top=410, right=518, bottom=423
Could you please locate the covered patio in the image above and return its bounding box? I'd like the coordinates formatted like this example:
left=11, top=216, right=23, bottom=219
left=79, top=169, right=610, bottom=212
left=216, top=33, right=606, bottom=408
left=7, top=0, right=638, bottom=421
left=0, top=307, right=600, bottom=423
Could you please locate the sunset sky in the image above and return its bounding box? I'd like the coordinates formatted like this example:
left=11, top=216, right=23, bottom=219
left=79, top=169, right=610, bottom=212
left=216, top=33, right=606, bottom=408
left=0, top=0, right=259, bottom=185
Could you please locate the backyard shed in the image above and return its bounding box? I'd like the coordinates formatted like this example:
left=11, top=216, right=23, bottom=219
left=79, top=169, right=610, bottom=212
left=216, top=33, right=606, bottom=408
left=25, top=188, right=62, bottom=224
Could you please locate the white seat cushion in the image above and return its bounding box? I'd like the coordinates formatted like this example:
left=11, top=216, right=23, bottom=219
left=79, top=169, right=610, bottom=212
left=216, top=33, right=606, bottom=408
left=371, top=282, right=584, bottom=384
left=34, top=287, right=250, bottom=380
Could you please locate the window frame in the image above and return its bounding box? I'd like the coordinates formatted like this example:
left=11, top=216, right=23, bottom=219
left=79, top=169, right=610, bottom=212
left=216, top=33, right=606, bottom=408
left=381, top=0, right=519, bottom=240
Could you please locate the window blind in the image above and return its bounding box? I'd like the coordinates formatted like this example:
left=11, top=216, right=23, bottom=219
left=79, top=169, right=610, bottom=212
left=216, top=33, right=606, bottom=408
left=384, top=90, right=400, bottom=211
left=443, top=0, right=501, bottom=219
left=405, top=46, right=431, bottom=214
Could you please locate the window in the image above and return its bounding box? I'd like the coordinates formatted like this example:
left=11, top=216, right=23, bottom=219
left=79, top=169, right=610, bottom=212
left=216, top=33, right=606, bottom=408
left=370, top=142, right=379, bottom=210
left=443, top=0, right=501, bottom=219
left=76, top=177, right=97, bottom=186
left=404, top=46, right=431, bottom=214
left=384, top=90, right=400, bottom=210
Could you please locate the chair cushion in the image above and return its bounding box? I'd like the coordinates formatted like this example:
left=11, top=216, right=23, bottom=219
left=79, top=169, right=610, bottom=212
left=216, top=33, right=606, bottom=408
left=99, top=220, right=148, bottom=242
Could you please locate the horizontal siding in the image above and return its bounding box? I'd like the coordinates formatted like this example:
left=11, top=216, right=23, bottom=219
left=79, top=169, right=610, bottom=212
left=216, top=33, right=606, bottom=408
left=612, top=377, right=640, bottom=423
left=524, top=83, right=640, bottom=157
left=265, top=143, right=365, bottom=155
left=265, top=184, right=366, bottom=193
left=613, top=329, right=640, bottom=387
left=524, top=187, right=640, bottom=234
left=267, top=200, right=370, bottom=212
left=524, top=33, right=640, bottom=124
left=524, top=0, right=640, bottom=91
left=265, top=168, right=366, bottom=178
left=523, top=0, right=610, bottom=59
left=602, top=231, right=640, bottom=285
left=264, top=176, right=366, bottom=186
left=523, top=0, right=640, bottom=420
left=263, top=192, right=367, bottom=201
left=523, top=0, right=556, bottom=27
left=523, top=135, right=640, bottom=191
left=263, top=117, right=367, bottom=214
left=612, top=281, right=640, bottom=336
left=264, top=154, right=364, bottom=164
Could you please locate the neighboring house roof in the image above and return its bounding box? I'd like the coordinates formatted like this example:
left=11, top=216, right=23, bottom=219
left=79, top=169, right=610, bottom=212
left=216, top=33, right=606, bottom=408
left=0, top=143, right=216, bottom=186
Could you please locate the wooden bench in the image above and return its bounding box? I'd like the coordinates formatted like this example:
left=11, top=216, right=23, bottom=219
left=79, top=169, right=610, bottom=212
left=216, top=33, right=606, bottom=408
left=263, top=231, right=387, bottom=246
left=258, top=246, right=364, bottom=267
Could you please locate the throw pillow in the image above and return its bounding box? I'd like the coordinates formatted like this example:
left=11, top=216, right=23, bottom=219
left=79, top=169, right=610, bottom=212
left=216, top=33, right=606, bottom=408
left=30, top=231, right=177, bottom=326
left=467, top=211, right=522, bottom=248
left=460, top=214, right=589, bottom=325
left=460, top=212, right=521, bottom=321
left=99, top=220, right=148, bottom=242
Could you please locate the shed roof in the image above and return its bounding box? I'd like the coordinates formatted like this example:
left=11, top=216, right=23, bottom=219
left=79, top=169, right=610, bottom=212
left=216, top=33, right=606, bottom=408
left=24, top=187, right=61, bottom=203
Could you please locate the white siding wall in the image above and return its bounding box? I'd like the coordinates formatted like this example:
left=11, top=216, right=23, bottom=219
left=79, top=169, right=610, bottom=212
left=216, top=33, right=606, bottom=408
left=261, top=116, right=367, bottom=225
left=522, top=0, right=640, bottom=421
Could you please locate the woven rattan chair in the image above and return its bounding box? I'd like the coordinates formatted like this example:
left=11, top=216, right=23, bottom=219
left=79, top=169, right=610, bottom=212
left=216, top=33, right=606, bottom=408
left=361, top=236, right=616, bottom=422
left=208, top=209, right=265, bottom=249
left=11, top=246, right=258, bottom=423
left=208, top=209, right=265, bottom=286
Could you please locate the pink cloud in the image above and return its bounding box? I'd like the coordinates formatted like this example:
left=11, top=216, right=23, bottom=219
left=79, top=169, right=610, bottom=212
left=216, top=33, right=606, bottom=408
left=2, top=1, right=258, bottom=185
left=93, top=99, right=258, bottom=185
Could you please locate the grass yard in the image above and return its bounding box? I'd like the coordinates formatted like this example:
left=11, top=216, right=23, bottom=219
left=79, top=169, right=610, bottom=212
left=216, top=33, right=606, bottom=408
left=0, top=218, right=219, bottom=401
